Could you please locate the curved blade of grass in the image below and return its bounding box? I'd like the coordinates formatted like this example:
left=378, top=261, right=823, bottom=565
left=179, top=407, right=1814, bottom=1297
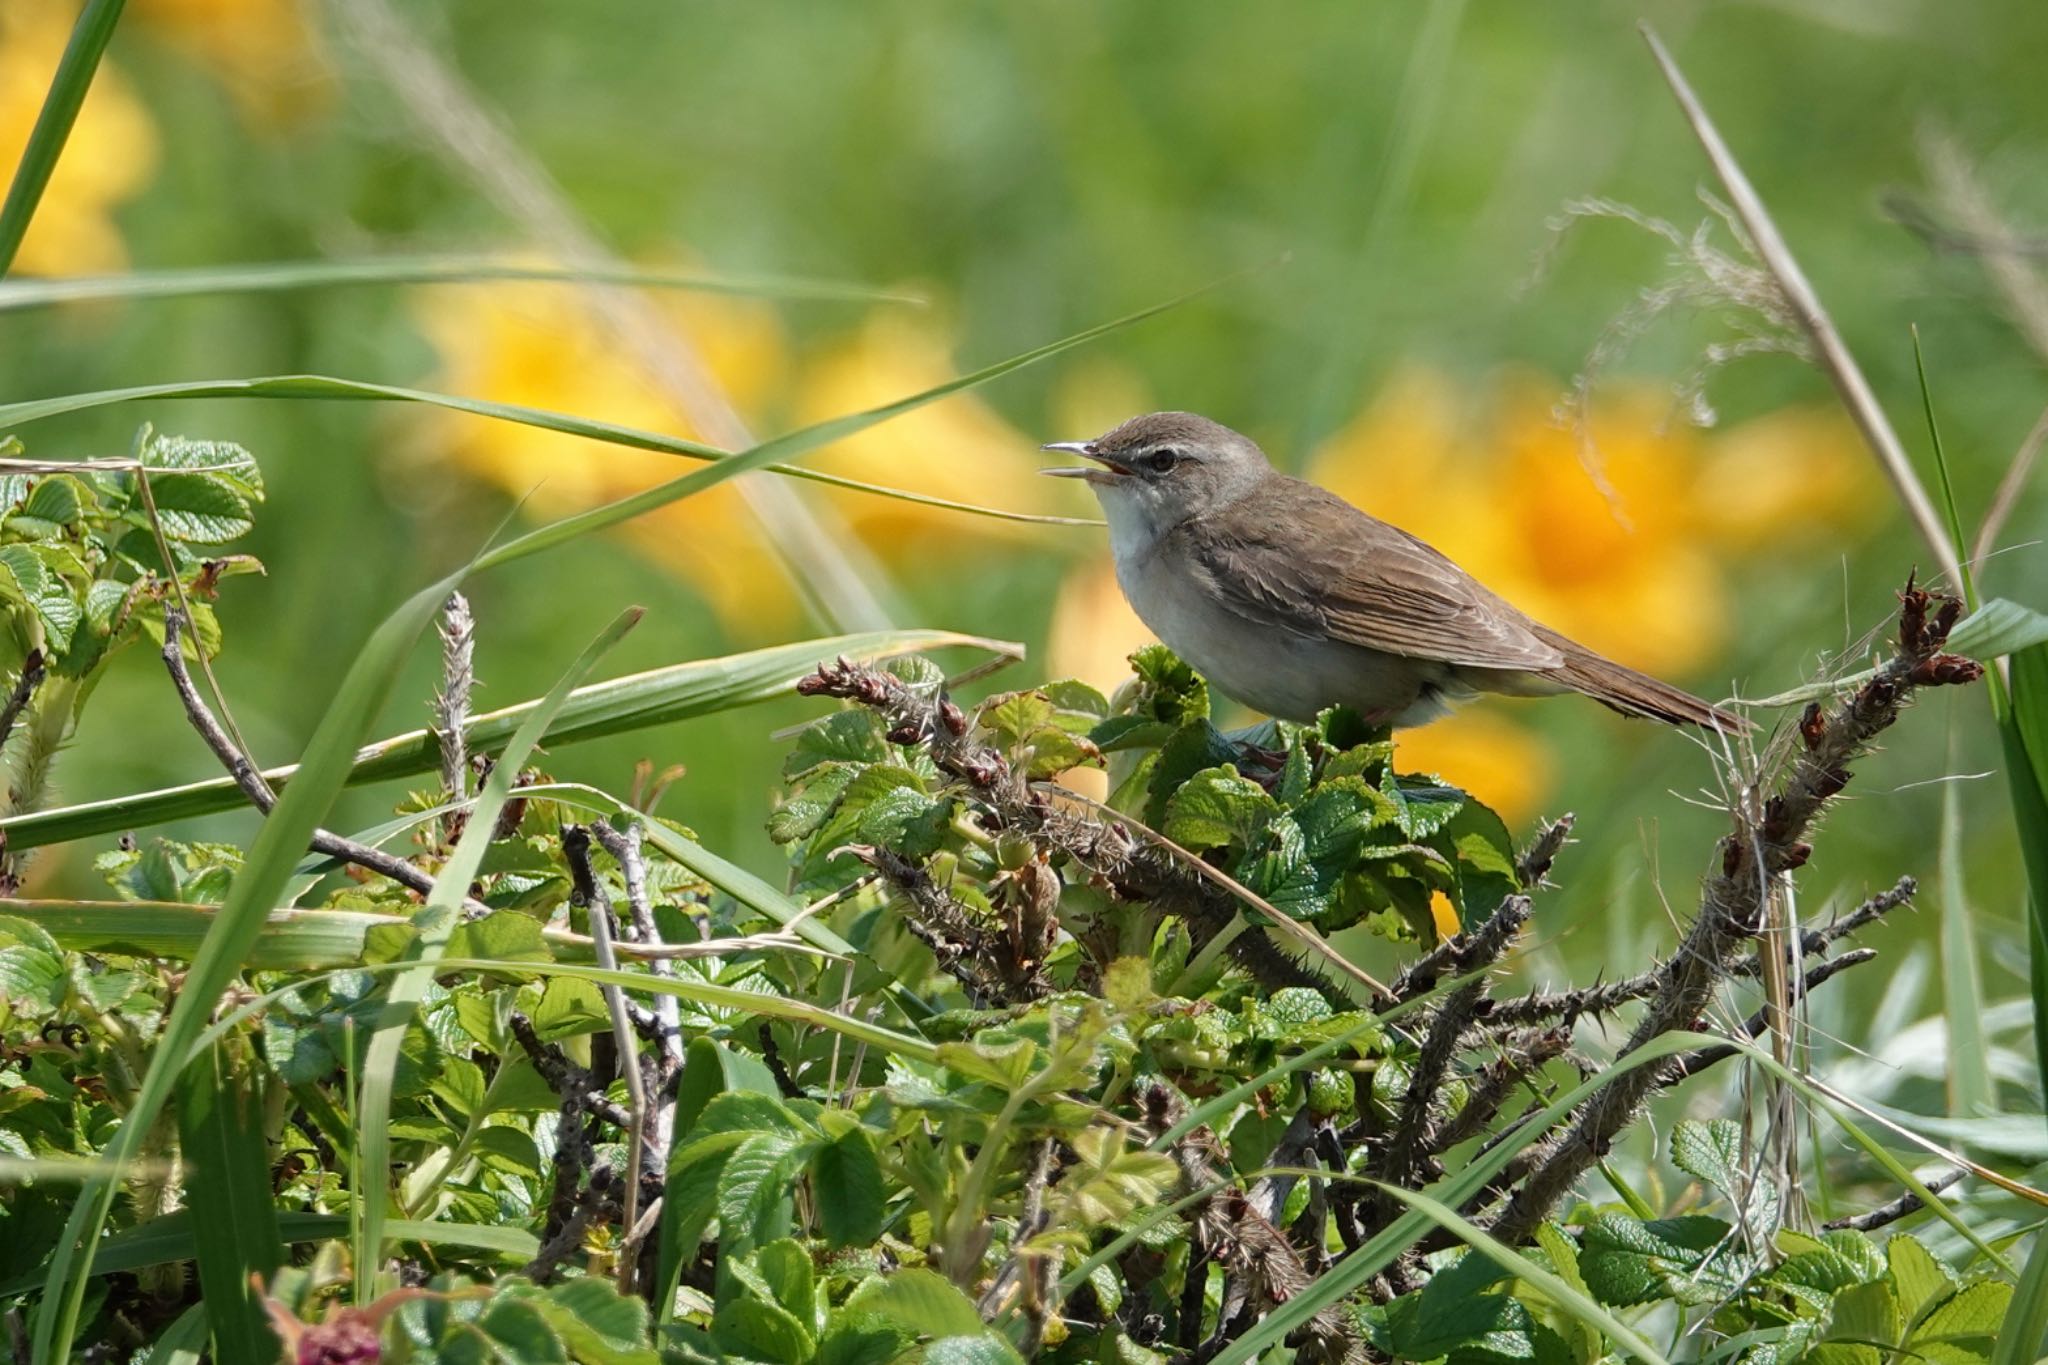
left=355, top=606, right=640, bottom=1301
left=465, top=277, right=1200, bottom=571
left=176, top=1044, right=284, bottom=1365
left=0, top=0, right=126, bottom=277
left=0, top=256, right=921, bottom=311
left=0, top=628, right=1019, bottom=850
left=32, top=561, right=471, bottom=1365
left=2, top=894, right=841, bottom=969
left=0, top=1212, right=536, bottom=1300
left=0, top=373, right=1099, bottom=530
left=1368, top=1181, right=1670, bottom=1365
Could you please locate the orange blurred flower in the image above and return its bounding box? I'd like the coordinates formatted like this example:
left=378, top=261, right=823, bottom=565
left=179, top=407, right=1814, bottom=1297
left=0, top=1, right=159, bottom=275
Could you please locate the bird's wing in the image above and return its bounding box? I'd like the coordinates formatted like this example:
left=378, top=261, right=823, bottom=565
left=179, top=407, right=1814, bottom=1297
left=1183, top=478, right=1567, bottom=671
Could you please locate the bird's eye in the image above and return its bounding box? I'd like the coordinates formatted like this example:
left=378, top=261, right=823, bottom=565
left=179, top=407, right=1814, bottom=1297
left=1143, top=447, right=1184, bottom=473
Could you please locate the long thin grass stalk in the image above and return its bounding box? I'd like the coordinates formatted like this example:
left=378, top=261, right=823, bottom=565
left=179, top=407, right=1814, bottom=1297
left=1640, top=24, right=1966, bottom=593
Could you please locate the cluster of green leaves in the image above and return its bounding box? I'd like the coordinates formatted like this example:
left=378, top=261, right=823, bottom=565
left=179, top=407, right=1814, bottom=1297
left=1379, top=1120, right=2012, bottom=1365
left=776, top=643, right=1519, bottom=949
left=0, top=426, right=262, bottom=685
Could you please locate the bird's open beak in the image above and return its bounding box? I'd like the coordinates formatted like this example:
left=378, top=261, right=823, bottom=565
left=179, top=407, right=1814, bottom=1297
left=1039, top=440, right=1130, bottom=483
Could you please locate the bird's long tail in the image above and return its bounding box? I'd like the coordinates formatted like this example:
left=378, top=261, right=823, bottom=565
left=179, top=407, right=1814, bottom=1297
left=1533, top=626, right=1748, bottom=733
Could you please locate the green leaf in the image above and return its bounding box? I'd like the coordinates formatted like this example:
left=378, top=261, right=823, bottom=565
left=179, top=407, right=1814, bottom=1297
left=1162, top=765, right=1279, bottom=852
left=1578, top=1215, right=1742, bottom=1308
left=1143, top=722, right=1240, bottom=829
left=525, top=1278, right=659, bottom=1365
left=1915, top=1282, right=2014, bottom=1363
left=1829, top=1281, right=1903, bottom=1351
left=713, top=1297, right=816, bottom=1364
left=717, top=1132, right=814, bottom=1255
left=1888, top=1235, right=1959, bottom=1326
left=1672, top=1118, right=1779, bottom=1232
left=812, top=1124, right=885, bottom=1249
left=0, top=915, right=66, bottom=1013
left=923, top=1336, right=1027, bottom=1365
left=0, top=256, right=917, bottom=312
left=839, top=1269, right=986, bottom=1339
left=754, top=1238, right=821, bottom=1332
left=1949, top=598, right=2048, bottom=661
left=144, top=474, right=254, bottom=544
left=175, top=1045, right=284, bottom=1365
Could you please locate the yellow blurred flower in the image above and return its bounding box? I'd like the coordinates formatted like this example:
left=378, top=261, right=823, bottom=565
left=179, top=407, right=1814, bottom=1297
left=411, top=285, right=1089, bottom=633
left=1398, top=706, right=1556, bottom=825
left=0, top=1, right=159, bottom=275
left=130, top=0, right=331, bottom=125
left=409, top=280, right=803, bottom=631
left=793, top=313, right=1078, bottom=553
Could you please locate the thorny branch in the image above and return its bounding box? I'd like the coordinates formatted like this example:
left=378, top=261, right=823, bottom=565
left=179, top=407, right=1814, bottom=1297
left=796, top=662, right=1342, bottom=1000
left=1488, top=576, right=1981, bottom=1246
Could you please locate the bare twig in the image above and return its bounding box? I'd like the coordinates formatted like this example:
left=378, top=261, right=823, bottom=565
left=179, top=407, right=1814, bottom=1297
left=1822, top=1167, right=1967, bottom=1232
left=160, top=610, right=460, bottom=904
left=563, top=824, right=650, bottom=1293
left=1642, top=25, right=1966, bottom=591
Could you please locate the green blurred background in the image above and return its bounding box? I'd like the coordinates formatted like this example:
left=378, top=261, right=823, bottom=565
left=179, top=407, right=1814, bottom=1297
left=6, top=0, right=2046, bottom=1060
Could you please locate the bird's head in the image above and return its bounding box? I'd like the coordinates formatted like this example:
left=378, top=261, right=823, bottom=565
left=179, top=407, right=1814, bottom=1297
left=1041, top=411, right=1271, bottom=542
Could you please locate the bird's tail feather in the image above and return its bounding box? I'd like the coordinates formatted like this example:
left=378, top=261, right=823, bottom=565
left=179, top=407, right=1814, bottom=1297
left=1533, top=627, right=1748, bottom=733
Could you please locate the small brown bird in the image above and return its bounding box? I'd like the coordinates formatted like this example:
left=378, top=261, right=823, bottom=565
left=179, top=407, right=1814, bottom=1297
left=1042, top=411, right=1743, bottom=732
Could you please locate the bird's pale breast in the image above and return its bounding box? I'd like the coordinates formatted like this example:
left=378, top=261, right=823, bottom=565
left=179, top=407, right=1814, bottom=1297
left=1113, top=539, right=1469, bottom=725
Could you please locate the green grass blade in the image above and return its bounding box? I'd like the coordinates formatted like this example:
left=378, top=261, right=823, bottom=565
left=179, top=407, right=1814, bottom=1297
left=1940, top=750, right=1994, bottom=1120
left=31, top=560, right=470, bottom=1365
left=0, top=0, right=127, bottom=277
left=1912, top=327, right=1977, bottom=609
left=1367, top=1181, right=1671, bottom=1365
left=0, top=629, right=1018, bottom=850
left=175, top=1045, right=284, bottom=1365
left=0, top=256, right=920, bottom=311
left=353, top=607, right=640, bottom=1300
left=468, top=282, right=1205, bottom=573
left=1, top=899, right=389, bottom=968
left=0, top=1212, right=535, bottom=1300
left=2001, top=645, right=2048, bottom=1093
left=0, top=375, right=1096, bottom=530
left=1993, top=1229, right=2048, bottom=1365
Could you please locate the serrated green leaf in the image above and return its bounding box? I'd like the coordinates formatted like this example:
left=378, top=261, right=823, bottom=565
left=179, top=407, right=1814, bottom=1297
left=0, top=915, right=66, bottom=1013
left=1828, top=1280, right=1902, bottom=1350
left=1888, top=1235, right=1959, bottom=1326
left=840, top=1269, right=986, bottom=1339
left=713, top=1296, right=815, bottom=1364
left=812, top=1125, right=884, bottom=1249
left=138, top=431, right=264, bottom=500
left=1578, top=1215, right=1742, bottom=1308
left=146, top=473, right=255, bottom=543
left=1914, top=1281, right=2013, bottom=1361
left=1163, top=765, right=1279, bottom=853
left=785, top=709, right=886, bottom=778
left=717, top=1132, right=813, bottom=1254
left=924, top=1336, right=1027, bottom=1365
